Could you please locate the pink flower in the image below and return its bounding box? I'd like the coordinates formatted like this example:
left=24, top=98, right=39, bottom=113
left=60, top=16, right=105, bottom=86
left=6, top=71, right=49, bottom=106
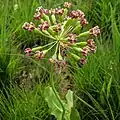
left=87, top=39, right=95, bottom=46
left=44, top=9, right=49, bottom=14
left=36, top=6, right=49, bottom=14
left=80, top=58, right=87, bottom=65
left=68, top=34, right=77, bottom=43
left=24, top=48, right=32, bottom=56
left=82, top=47, right=90, bottom=56
left=38, top=21, right=49, bottom=30
left=34, top=7, right=49, bottom=20
left=69, top=10, right=80, bottom=18
left=80, top=18, right=88, bottom=26
left=22, top=22, right=35, bottom=32
left=87, top=39, right=96, bottom=53
left=36, top=6, right=44, bottom=13
left=90, top=26, right=100, bottom=36
left=69, top=10, right=85, bottom=19
left=34, top=12, right=42, bottom=20
left=55, top=8, right=64, bottom=15
left=77, top=10, right=85, bottom=19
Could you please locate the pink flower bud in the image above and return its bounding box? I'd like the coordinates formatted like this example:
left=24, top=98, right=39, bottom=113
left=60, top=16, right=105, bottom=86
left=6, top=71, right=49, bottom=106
left=22, top=22, right=35, bottom=32
left=87, top=39, right=96, bottom=53
left=55, top=8, right=64, bottom=15
left=69, top=10, right=79, bottom=18
left=87, top=39, right=95, bottom=46
left=82, top=47, right=90, bottom=56
left=68, top=34, right=77, bottom=43
left=38, top=21, right=49, bottom=31
left=80, top=18, right=88, bottom=26
left=69, top=10, right=85, bottom=19
left=90, top=26, right=100, bottom=36
left=34, top=12, right=42, bottom=20
left=24, top=48, right=32, bottom=56
left=80, top=58, right=87, bottom=65
left=77, top=10, right=85, bottom=19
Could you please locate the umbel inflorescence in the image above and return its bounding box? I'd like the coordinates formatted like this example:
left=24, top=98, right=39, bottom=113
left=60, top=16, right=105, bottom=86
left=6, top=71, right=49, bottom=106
left=23, top=2, right=100, bottom=68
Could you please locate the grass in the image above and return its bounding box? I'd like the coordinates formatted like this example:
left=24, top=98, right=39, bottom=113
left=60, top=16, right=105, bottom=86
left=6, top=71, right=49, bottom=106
left=0, top=85, right=49, bottom=120
left=0, top=0, right=120, bottom=120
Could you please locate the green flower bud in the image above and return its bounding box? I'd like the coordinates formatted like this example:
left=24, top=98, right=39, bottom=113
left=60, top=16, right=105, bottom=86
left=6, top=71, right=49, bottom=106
left=51, top=14, right=56, bottom=24
left=63, top=8, right=68, bottom=18
left=58, top=53, right=63, bottom=60
left=77, top=31, right=90, bottom=37
left=72, top=47, right=83, bottom=52
left=76, top=42, right=87, bottom=46
left=42, top=13, right=51, bottom=25
left=40, top=19, right=44, bottom=23
left=32, top=46, right=42, bottom=51
left=69, top=52, right=80, bottom=60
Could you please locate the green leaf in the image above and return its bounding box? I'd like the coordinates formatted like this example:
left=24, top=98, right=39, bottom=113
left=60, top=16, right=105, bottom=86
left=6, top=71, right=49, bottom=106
left=111, top=7, right=120, bottom=51
left=42, top=13, right=51, bottom=25
left=66, top=90, right=73, bottom=109
left=64, top=90, right=74, bottom=120
left=107, top=77, right=112, bottom=98
left=100, top=81, right=106, bottom=105
left=44, top=86, right=64, bottom=120
left=70, top=108, right=81, bottom=120
left=72, top=25, right=82, bottom=34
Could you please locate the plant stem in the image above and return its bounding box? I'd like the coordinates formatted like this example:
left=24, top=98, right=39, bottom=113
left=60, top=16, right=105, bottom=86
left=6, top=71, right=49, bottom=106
left=52, top=42, right=59, bottom=58
left=32, top=41, right=56, bottom=51
left=34, top=28, right=56, bottom=40
left=77, top=31, right=90, bottom=38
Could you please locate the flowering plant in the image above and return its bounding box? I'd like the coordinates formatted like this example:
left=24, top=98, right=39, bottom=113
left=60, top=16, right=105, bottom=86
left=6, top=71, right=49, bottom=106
left=22, top=2, right=101, bottom=119
left=23, top=2, right=100, bottom=67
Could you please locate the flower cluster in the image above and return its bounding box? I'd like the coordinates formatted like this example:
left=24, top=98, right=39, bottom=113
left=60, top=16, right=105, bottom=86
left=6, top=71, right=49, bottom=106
left=34, top=6, right=49, bottom=20
left=69, top=10, right=88, bottom=26
left=23, top=2, right=100, bottom=71
left=38, top=21, right=49, bottom=31
left=23, top=22, right=35, bottom=32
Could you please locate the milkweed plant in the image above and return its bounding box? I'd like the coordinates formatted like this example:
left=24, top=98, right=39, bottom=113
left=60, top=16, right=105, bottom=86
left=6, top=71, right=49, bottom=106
left=22, top=2, right=100, bottom=120
left=23, top=2, right=100, bottom=70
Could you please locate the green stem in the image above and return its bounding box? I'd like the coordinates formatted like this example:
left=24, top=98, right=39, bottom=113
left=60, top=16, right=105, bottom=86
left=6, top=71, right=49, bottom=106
left=70, top=47, right=83, bottom=52
left=52, top=42, right=59, bottom=58
left=32, top=41, right=56, bottom=51
left=68, top=51, right=80, bottom=60
left=63, top=26, right=73, bottom=38
left=47, top=42, right=57, bottom=51
left=34, top=28, right=56, bottom=40
left=77, top=31, right=90, bottom=38
left=58, top=43, right=63, bottom=60
left=42, top=42, right=58, bottom=55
